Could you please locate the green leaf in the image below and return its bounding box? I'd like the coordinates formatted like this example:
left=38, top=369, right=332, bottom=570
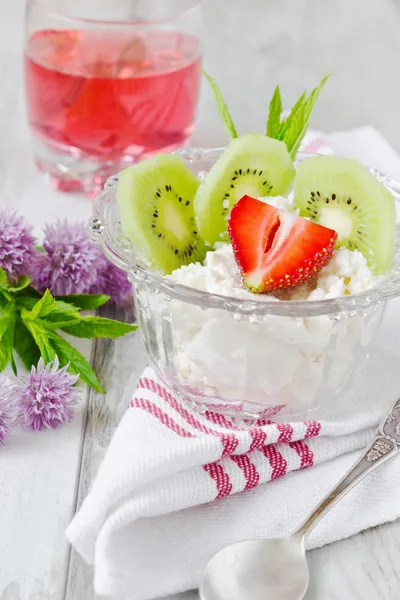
left=0, top=288, right=12, bottom=302
left=10, top=354, right=17, bottom=376
left=42, top=311, right=81, bottom=330
left=8, top=276, right=31, bottom=293
left=61, top=316, right=137, bottom=339
left=288, top=74, right=330, bottom=158
left=276, top=91, right=307, bottom=141
left=273, top=74, right=330, bottom=158
left=35, top=245, right=46, bottom=252
left=21, top=311, right=56, bottom=363
left=14, top=287, right=41, bottom=309
left=49, top=332, right=104, bottom=393
left=0, top=267, right=7, bottom=289
left=266, top=86, right=283, bottom=138
left=203, top=71, right=238, bottom=139
left=56, top=294, right=110, bottom=310
left=16, top=296, right=39, bottom=310
left=54, top=300, right=81, bottom=315
left=0, top=302, right=16, bottom=371
left=29, top=289, right=57, bottom=319
left=14, top=316, right=41, bottom=370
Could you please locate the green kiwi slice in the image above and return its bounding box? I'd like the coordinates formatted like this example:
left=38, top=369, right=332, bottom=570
left=117, top=154, right=206, bottom=274
left=294, top=155, right=396, bottom=274
left=193, top=133, right=295, bottom=247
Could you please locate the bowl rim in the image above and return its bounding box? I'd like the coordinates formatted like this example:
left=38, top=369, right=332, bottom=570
left=91, top=149, right=400, bottom=317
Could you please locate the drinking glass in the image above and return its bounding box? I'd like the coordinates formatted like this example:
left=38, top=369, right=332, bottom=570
left=24, top=0, right=203, bottom=195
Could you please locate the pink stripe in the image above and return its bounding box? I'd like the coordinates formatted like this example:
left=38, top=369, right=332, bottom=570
left=139, top=378, right=213, bottom=434
left=277, top=423, right=294, bottom=443
left=259, top=405, right=286, bottom=420
left=249, top=428, right=267, bottom=451
left=139, top=378, right=239, bottom=458
left=231, top=454, right=260, bottom=490
left=130, top=398, right=195, bottom=438
left=261, top=445, right=288, bottom=480
left=304, top=420, right=322, bottom=439
left=220, top=434, right=240, bottom=457
left=204, top=462, right=232, bottom=498
left=289, top=440, right=314, bottom=469
left=204, top=410, right=241, bottom=430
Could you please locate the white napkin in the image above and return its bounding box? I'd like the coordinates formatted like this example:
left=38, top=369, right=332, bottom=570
left=67, top=128, right=400, bottom=600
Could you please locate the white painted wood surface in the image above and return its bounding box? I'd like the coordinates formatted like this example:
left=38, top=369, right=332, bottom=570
left=2, top=1, right=400, bottom=599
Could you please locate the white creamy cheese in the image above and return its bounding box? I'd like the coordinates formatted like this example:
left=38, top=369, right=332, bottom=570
left=167, top=242, right=381, bottom=408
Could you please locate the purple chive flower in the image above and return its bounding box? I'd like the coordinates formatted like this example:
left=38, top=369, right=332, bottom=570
left=10, top=358, right=80, bottom=432
left=0, top=206, right=36, bottom=280
left=91, top=254, right=132, bottom=305
left=32, top=220, right=100, bottom=295
left=0, top=378, right=20, bottom=445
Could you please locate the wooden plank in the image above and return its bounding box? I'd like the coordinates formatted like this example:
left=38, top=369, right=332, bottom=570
left=0, top=343, right=91, bottom=600
left=64, top=303, right=146, bottom=600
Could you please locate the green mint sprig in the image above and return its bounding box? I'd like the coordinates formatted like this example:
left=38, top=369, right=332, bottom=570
left=202, top=71, right=238, bottom=139
left=204, top=71, right=330, bottom=158
left=0, top=268, right=137, bottom=392
left=270, top=74, right=330, bottom=158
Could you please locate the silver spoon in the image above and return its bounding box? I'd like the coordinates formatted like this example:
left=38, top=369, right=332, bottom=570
left=200, top=396, right=400, bottom=600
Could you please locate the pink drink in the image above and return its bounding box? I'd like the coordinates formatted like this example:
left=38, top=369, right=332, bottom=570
left=24, top=29, right=202, bottom=192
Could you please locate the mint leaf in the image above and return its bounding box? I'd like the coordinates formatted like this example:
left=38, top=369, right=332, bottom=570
left=29, top=289, right=57, bottom=319
left=0, top=267, right=7, bottom=289
left=288, top=74, right=330, bottom=158
left=54, top=300, right=81, bottom=316
left=56, top=294, right=110, bottom=310
left=10, top=354, right=17, bottom=376
left=61, top=316, right=137, bottom=339
left=21, top=310, right=56, bottom=363
left=8, top=276, right=31, bottom=293
left=276, top=91, right=306, bottom=141
left=203, top=71, right=238, bottom=139
left=277, top=75, right=330, bottom=158
left=266, top=86, right=283, bottom=138
left=14, top=286, right=41, bottom=308
left=0, top=302, right=16, bottom=371
left=14, top=316, right=41, bottom=370
left=42, top=311, right=81, bottom=329
left=49, top=332, right=104, bottom=393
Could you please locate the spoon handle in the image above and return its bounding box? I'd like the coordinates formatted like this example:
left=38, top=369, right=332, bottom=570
left=297, top=396, right=400, bottom=540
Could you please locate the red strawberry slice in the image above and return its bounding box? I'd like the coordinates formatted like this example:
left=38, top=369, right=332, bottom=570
left=228, top=195, right=338, bottom=294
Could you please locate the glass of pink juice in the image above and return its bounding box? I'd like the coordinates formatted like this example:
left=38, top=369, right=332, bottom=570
left=24, top=0, right=202, bottom=195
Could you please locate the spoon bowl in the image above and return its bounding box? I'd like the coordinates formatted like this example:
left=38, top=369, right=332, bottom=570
left=200, top=536, right=309, bottom=600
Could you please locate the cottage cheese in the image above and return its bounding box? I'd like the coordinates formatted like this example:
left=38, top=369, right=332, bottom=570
left=166, top=233, right=383, bottom=410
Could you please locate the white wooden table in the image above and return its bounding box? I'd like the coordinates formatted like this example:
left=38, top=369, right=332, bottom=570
left=2, top=1, right=400, bottom=598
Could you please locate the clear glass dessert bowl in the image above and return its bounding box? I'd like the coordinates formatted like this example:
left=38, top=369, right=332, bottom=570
left=90, top=149, right=400, bottom=420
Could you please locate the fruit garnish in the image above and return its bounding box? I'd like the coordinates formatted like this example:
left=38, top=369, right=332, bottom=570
left=228, top=195, right=338, bottom=294
left=293, top=155, right=396, bottom=274
left=194, top=133, right=295, bottom=247
left=117, top=154, right=206, bottom=274
left=193, top=73, right=330, bottom=248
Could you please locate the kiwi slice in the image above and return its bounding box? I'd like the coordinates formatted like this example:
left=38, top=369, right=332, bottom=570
left=294, top=155, right=396, bottom=274
left=193, top=133, right=295, bottom=247
left=117, top=154, right=206, bottom=274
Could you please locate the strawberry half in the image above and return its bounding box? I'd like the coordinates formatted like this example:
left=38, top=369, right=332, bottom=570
left=228, top=195, right=338, bottom=294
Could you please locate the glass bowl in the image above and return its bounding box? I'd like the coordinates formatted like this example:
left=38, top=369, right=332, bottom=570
left=90, top=148, right=400, bottom=420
